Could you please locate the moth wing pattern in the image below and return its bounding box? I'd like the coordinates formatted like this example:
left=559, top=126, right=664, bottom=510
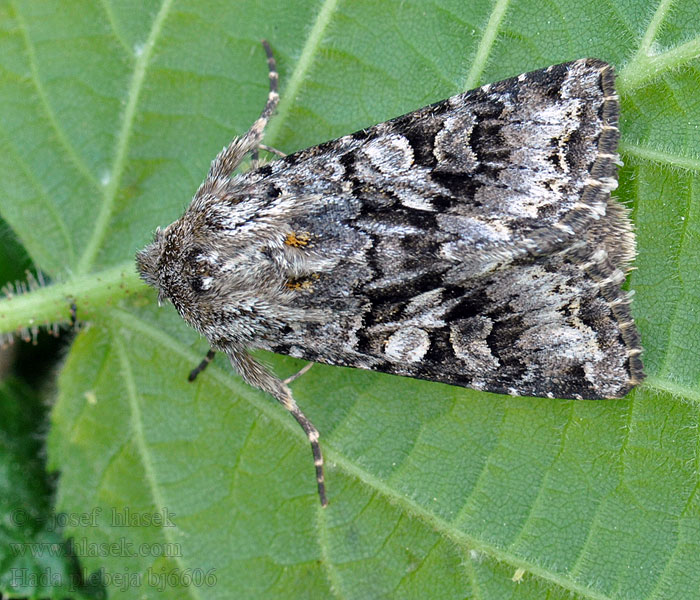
left=137, top=48, right=644, bottom=506
left=209, top=58, right=642, bottom=400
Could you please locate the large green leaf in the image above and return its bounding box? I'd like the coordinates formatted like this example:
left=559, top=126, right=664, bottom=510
left=1, top=0, right=699, bottom=598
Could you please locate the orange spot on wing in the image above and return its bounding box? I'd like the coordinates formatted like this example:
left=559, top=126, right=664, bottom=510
left=285, top=231, right=311, bottom=247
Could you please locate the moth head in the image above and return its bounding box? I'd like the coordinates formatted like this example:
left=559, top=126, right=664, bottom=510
left=136, top=220, right=220, bottom=325
left=136, top=227, right=164, bottom=296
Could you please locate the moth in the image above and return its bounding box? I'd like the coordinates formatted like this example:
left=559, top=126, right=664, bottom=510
left=136, top=41, right=644, bottom=507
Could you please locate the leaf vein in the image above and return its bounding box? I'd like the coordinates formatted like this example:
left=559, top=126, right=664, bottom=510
left=77, top=0, right=175, bottom=274
left=315, top=507, right=345, bottom=598
left=97, top=0, right=134, bottom=55
left=620, top=141, right=700, bottom=172
left=10, top=0, right=100, bottom=190
left=113, top=331, right=203, bottom=600
left=463, top=0, right=511, bottom=89
left=507, top=402, right=576, bottom=551
left=263, top=0, right=341, bottom=146
left=0, top=123, right=77, bottom=266
left=637, top=0, right=677, bottom=59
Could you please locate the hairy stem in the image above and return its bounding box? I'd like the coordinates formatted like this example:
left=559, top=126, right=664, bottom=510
left=0, top=263, right=144, bottom=337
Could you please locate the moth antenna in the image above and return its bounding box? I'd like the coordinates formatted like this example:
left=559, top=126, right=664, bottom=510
left=205, top=40, right=280, bottom=182
left=288, top=399, right=327, bottom=507
left=228, top=349, right=327, bottom=507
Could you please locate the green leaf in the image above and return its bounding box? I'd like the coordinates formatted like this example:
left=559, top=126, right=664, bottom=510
left=1, top=0, right=699, bottom=598
left=0, top=218, right=30, bottom=285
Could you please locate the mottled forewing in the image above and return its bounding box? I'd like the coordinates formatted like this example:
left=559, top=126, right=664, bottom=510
left=229, top=59, right=642, bottom=399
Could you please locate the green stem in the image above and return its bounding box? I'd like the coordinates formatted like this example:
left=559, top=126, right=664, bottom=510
left=0, top=262, right=145, bottom=337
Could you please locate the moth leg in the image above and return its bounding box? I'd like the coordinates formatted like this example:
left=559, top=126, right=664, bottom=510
left=250, top=148, right=261, bottom=170
left=188, top=349, right=216, bottom=382
left=283, top=362, right=314, bottom=385
left=258, top=143, right=286, bottom=158
left=228, top=349, right=327, bottom=507
left=207, top=40, right=279, bottom=180
left=251, top=144, right=286, bottom=170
